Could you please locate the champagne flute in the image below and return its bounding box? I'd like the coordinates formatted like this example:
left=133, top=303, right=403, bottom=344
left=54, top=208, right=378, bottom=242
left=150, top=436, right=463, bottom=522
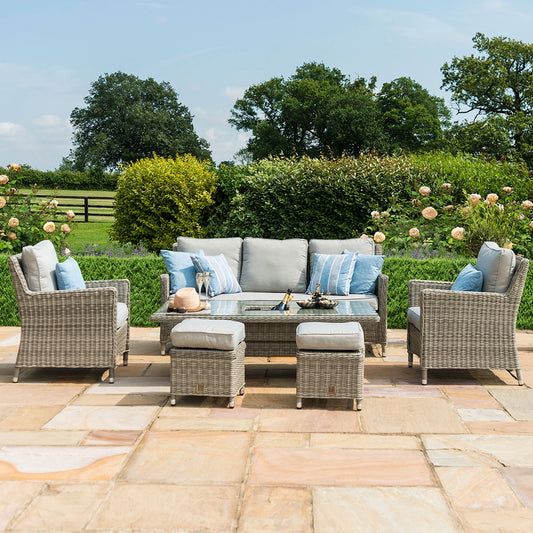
left=202, top=271, right=211, bottom=302
left=195, top=272, right=204, bottom=301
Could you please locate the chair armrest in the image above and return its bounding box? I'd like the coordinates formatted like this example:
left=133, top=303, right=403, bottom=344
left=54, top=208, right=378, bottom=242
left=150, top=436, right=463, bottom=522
left=408, top=280, right=452, bottom=307
left=85, top=279, right=130, bottom=306
left=376, top=273, right=388, bottom=323
left=160, top=274, right=170, bottom=305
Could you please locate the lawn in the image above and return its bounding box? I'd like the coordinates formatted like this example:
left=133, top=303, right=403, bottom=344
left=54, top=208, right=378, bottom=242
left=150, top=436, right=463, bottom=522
left=67, top=222, right=114, bottom=249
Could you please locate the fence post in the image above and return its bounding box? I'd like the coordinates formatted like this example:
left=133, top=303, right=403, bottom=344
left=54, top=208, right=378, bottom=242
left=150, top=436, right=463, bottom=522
left=84, top=197, right=89, bottom=222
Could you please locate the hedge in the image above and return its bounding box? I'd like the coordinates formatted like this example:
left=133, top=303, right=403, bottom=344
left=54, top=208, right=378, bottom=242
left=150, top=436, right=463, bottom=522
left=1, top=255, right=532, bottom=330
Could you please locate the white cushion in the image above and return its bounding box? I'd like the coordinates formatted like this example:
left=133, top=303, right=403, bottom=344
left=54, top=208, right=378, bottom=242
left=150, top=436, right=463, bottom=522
left=170, top=318, right=245, bottom=350
left=407, top=306, right=421, bottom=330
left=21, top=240, right=58, bottom=292
left=475, top=242, right=516, bottom=293
left=296, top=321, right=364, bottom=351
left=117, top=303, right=129, bottom=329
left=240, top=238, right=308, bottom=292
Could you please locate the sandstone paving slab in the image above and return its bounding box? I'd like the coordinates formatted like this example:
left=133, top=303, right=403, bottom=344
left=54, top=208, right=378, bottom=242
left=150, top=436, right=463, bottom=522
left=253, top=432, right=309, bottom=448
left=310, top=433, right=421, bottom=450
left=436, top=466, right=522, bottom=509
left=141, top=362, right=171, bottom=377
left=0, top=481, right=44, bottom=530
left=457, top=408, right=514, bottom=422
left=210, top=406, right=260, bottom=419
left=363, top=385, right=443, bottom=398
left=158, top=405, right=211, bottom=418
left=241, top=389, right=300, bottom=409
left=0, top=431, right=86, bottom=446
left=82, top=430, right=142, bottom=446
left=11, top=482, right=108, bottom=531
left=442, top=385, right=502, bottom=409
left=472, top=369, right=519, bottom=386
left=465, top=421, right=533, bottom=434
left=0, top=331, right=20, bottom=347
left=0, top=445, right=130, bottom=481
left=0, top=384, right=86, bottom=406
left=458, top=508, right=533, bottom=533
left=426, top=449, right=499, bottom=468
left=500, top=467, right=533, bottom=507
left=313, top=487, right=461, bottom=533
left=151, top=415, right=254, bottom=431
left=43, top=405, right=159, bottom=431
left=85, top=376, right=170, bottom=395
left=487, top=387, right=533, bottom=421
left=422, top=435, right=533, bottom=467
left=248, top=448, right=435, bottom=486
left=113, top=363, right=150, bottom=378
left=120, top=431, right=250, bottom=484
left=361, top=397, right=467, bottom=434
left=238, top=486, right=311, bottom=533
left=259, top=408, right=359, bottom=433
left=0, top=406, right=63, bottom=430
left=72, top=392, right=168, bottom=406
left=88, top=483, right=239, bottom=531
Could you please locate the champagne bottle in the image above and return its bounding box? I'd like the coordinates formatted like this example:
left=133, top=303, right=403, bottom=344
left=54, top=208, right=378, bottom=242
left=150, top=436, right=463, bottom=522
left=272, top=289, right=293, bottom=311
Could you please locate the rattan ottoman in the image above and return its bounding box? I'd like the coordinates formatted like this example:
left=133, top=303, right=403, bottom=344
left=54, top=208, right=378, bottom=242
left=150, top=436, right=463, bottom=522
left=296, top=321, right=365, bottom=410
left=169, top=318, right=245, bottom=408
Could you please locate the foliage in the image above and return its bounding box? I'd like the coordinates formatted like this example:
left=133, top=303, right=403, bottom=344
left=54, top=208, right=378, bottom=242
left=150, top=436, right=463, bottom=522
left=0, top=164, right=75, bottom=253
left=0, top=166, right=118, bottom=191
left=69, top=71, right=211, bottom=171
left=441, top=32, right=533, bottom=166
left=377, top=77, right=451, bottom=152
left=110, top=154, right=217, bottom=252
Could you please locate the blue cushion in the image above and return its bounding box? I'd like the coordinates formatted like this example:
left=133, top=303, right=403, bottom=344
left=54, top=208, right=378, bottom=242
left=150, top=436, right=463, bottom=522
left=55, top=257, right=86, bottom=290
left=344, top=251, right=384, bottom=294
left=306, top=253, right=357, bottom=296
left=191, top=254, right=242, bottom=297
left=451, top=263, right=483, bottom=292
left=161, top=249, right=204, bottom=295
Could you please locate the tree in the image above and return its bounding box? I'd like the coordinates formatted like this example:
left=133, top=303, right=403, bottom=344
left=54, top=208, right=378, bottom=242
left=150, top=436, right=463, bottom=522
left=69, top=72, right=211, bottom=171
left=441, top=33, right=533, bottom=165
left=229, top=62, right=384, bottom=160
left=377, top=77, right=450, bottom=152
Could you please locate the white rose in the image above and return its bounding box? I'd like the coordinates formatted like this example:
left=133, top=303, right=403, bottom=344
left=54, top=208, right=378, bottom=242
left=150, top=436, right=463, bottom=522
left=373, top=231, right=385, bottom=243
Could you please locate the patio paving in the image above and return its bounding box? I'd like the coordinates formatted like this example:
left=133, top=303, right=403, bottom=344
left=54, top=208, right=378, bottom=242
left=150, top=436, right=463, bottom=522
left=0, top=325, right=531, bottom=531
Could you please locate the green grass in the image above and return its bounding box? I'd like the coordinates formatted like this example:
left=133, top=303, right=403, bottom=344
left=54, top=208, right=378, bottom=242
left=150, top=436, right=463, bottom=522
left=67, top=222, right=114, bottom=249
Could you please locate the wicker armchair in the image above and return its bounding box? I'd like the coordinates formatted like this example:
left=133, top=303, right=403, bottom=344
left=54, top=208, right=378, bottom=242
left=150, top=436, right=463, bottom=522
left=407, top=256, right=529, bottom=385
left=8, top=254, right=130, bottom=383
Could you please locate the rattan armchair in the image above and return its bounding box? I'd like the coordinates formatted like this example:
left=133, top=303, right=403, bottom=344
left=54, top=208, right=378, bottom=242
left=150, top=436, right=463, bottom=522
left=407, top=256, right=529, bottom=385
left=8, top=254, right=130, bottom=383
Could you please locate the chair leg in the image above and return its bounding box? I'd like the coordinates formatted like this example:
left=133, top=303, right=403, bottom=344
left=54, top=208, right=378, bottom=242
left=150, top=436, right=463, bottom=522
left=517, top=368, right=524, bottom=386
left=109, top=368, right=115, bottom=384
left=12, top=368, right=20, bottom=383
left=421, top=368, right=428, bottom=385
left=123, top=351, right=129, bottom=366
left=355, top=399, right=362, bottom=411
left=296, top=398, right=302, bottom=409
left=408, top=352, right=413, bottom=368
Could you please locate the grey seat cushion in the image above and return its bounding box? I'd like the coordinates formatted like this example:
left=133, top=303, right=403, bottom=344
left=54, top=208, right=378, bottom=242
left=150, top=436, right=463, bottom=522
left=407, top=306, right=421, bottom=330
left=171, top=318, right=245, bottom=350
left=296, top=321, right=364, bottom=351
left=175, top=237, right=243, bottom=280
left=475, top=242, right=516, bottom=293
left=239, top=238, right=308, bottom=293
left=21, top=240, right=58, bottom=292
left=117, top=302, right=129, bottom=329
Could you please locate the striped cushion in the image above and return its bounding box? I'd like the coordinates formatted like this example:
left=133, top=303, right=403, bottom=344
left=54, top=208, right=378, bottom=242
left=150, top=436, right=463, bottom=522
left=306, top=253, right=357, bottom=296
left=191, top=254, right=242, bottom=297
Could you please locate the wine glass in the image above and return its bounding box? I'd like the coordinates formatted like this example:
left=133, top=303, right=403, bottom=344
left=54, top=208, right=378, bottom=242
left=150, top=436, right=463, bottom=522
left=202, top=271, right=212, bottom=301
left=195, top=272, right=204, bottom=301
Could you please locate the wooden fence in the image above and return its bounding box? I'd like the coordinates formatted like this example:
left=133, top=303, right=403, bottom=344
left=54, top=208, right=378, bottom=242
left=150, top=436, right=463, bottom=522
left=31, top=194, right=114, bottom=222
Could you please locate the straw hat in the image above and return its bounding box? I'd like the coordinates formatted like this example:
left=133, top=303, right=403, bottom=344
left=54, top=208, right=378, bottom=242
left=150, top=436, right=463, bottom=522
left=172, top=287, right=206, bottom=312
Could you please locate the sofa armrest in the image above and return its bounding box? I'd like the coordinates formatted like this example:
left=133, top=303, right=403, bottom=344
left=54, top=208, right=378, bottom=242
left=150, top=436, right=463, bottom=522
left=408, top=279, right=452, bottom=308
left=85, top=279, right=130, bottom=307
left=376, top=273, right=388, bottom=323
left=160, top=274, right=170, bottom=305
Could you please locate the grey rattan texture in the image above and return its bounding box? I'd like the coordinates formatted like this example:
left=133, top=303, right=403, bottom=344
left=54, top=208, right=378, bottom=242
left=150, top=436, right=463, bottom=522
left=8, top=254, right=130, bottom=383
left=169, top=341, right=246, bottom=408
left=407, top=256, right=529, bottom=385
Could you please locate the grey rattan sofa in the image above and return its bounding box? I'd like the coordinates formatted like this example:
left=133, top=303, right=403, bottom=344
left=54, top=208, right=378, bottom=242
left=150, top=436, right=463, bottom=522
left=407, top=252, right=529, bottom=385
left=160, top=237, right=388, bottom=357
left=8, top=253, right=130, bottom=383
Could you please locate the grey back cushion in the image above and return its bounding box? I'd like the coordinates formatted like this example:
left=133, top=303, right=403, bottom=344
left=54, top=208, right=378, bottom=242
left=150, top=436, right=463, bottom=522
left=240, top=238, right=308, bottom=292
left=309, top=238, right=375, bottom=272
left=175, top=237, right=243, bottom=280
left=21, top=239, right=58, bottom=292
left=475, top=241, right=516, bottom=293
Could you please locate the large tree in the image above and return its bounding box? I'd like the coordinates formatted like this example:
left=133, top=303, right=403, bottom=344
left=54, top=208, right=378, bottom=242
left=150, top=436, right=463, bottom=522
left=69, top=72, right=211, bottom=170
left=441, top=33, right=533, bottom=165
left=377, top=77, right=450, bottom=152
left=229, top=62, right=384, bottom=160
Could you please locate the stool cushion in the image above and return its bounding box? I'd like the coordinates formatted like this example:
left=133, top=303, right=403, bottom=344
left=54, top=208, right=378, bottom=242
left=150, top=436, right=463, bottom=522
left=171, top=318, right=245, bottom=351
left=296, top=322, right=364, bottom=351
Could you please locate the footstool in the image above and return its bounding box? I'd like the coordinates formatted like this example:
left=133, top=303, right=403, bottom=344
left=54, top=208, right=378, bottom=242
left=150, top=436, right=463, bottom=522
left=296, top=321, right=365, bottom=410
left=169, top=318, right=245, bottom=408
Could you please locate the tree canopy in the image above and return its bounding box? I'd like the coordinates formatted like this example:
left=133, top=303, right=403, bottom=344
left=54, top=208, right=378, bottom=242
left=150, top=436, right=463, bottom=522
left=69, top=72, right=211, bottom=171
left=441, top=32, right=533, bottom=165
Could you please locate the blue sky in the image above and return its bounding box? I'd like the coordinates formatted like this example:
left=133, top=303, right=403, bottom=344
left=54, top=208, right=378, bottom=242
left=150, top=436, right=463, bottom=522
left=2, top=0, right=533, bottom=170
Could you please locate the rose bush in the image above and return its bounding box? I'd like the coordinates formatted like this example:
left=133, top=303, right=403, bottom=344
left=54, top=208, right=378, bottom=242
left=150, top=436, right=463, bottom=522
left=0, top=164, right=75, bottom=253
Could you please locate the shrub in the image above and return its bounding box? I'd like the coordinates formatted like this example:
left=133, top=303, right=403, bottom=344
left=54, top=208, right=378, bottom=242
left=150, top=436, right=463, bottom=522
left=110, top=154, right=217, bottom=252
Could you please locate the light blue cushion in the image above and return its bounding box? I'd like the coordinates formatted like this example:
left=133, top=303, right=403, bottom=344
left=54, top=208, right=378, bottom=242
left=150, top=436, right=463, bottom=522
left=306, top=253, right=357, bottom=296
left=344, top=251, right=384, bottom=294
left=451, top=263, right=483, bottom=292
left=55, top=257, right=86, bottom=290
left=161, top=249, right=204, bottom=295
left=192, top=254, right=242, bottom=297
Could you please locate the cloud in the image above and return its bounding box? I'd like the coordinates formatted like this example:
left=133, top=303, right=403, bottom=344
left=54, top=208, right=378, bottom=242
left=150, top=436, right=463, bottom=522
left=481, top=0, right=507, bottom=12
left=33, top=114, right=63, bottom=129
left=0, top=122, right=25, bottom=137
left=224, top=86, right=246, bottom=101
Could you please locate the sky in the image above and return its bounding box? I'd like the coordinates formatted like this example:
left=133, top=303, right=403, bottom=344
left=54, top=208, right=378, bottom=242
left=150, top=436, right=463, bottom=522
left=2, top=0, right=533, bottom=170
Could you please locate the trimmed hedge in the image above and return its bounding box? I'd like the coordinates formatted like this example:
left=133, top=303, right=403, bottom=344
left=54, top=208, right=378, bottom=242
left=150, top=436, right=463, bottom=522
left=1, top=255, right=532, bottom=330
